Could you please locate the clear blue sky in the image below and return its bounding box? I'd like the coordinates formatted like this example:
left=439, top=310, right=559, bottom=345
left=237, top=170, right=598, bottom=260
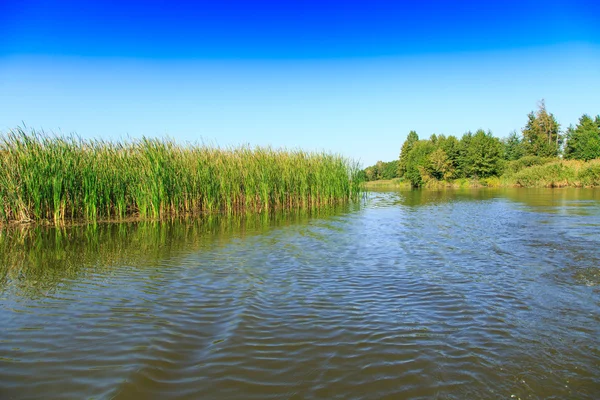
left=1, top=0, right=599, bottom=167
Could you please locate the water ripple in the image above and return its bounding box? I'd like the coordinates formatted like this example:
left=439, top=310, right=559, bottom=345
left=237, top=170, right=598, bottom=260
left=0, top=188, right=599, bottom=399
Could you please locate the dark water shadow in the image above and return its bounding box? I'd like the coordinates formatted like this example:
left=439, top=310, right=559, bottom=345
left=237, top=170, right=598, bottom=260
left=0, top=204, right=360, bottom=298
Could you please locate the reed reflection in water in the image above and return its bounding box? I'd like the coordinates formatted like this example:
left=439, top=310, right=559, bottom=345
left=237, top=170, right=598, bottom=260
left=0, top=188, right=599, bottom=399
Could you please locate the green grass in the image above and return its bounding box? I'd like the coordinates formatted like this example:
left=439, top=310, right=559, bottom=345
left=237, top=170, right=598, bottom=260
left=363, top=178, right=411, bottom=189
left=0, top=128, right=363, bottom=225
left=502, top=155, right=555, bottom=176
left=511, top=159, right=600, bottom=188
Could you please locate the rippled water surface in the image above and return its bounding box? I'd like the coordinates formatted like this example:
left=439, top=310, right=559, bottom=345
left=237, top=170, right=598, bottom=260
left=1, top=188, right=600, bottom=399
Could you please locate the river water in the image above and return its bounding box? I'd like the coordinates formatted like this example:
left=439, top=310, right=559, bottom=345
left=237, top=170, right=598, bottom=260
left=1, top=188, right=599, bottom=399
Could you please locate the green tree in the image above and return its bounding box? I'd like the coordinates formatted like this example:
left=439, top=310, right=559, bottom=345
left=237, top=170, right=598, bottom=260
left=381, top=160, right=399, bottom=179
left=462, top=130, right=504, bottom=178
left=503, top=130, right=524, bottom=161
left=522, top=100, right=561, bottom=157
left=457, top=132, right=473, bottom=178
left=364, top=166, right=376, bottom=181
left=404, top=140, right=435, bottom=187
left=437, top=135, right=460, bottom=178
left=375, top=161, right=385, bottom=180
left=398, top=131, right=419, bottom=177
left=363, top=160, right=399, bottom=181
left=564, top=114, right=600, bottom=161
left=427, top=148, right=454, bottom=180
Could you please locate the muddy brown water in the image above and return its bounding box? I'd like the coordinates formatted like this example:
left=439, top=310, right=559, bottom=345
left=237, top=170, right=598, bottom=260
left=1, top=188, right=599, bottom=399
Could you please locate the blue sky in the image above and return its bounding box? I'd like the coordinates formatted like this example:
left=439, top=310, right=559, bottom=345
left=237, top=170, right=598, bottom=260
left=1, top=1, right=599, bottom=166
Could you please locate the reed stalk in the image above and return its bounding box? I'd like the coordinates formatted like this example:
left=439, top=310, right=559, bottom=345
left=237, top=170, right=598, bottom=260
left=0, top=128, right=363, bottom=225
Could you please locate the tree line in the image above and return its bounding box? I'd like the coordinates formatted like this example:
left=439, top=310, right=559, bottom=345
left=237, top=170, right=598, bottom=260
left=363, top=101, right=600, bottom=186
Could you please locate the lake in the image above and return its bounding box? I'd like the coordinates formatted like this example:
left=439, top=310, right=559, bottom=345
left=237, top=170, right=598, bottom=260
left=1, top=188, right=599, bottom=399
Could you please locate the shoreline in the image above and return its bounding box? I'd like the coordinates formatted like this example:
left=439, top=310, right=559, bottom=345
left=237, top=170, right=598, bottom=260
left=365, top=159, right=600, bottom=190
left=365, top=179, right=600, bottom=190
left=0, top=200, right=358, bottom=230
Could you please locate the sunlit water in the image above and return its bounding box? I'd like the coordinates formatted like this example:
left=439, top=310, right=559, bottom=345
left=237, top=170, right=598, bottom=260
left=1, top=188, right=599, bottom=399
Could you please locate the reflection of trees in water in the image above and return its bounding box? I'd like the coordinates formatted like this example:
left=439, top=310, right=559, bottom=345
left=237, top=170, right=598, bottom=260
left=0, top=205, right=352, bottom=297
left=399, top=188, right=498, bottom=207
left=378, top=188, right=500, bottom=208
left=502, top=187, right=600, bottom=210
left=378, top=187, right=600, bottom=210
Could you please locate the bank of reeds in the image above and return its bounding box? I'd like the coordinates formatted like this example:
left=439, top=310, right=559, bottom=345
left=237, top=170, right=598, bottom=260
left=502, top=155, right=555, bottom=176
left=417, top=160, right=600, bottom=188
left=365, top=157, right=600, bottom=189
left=0, top=128, right=362, bottom=225
left=511, top=159, right=600, bottom=188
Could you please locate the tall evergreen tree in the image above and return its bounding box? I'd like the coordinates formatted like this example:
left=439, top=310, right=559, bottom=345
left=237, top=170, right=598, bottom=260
left=521, top=100, right=561, bottom=157
left=460, top=129, right=504, bottom=178
left=503, top=130, right=524, bottom=161
left=398, top=131, right=419, bottom=177
left=564, top=114, right=600, bottom=161
left=438, top=135, right=460, bottom=178
left=457, top=132, right=473, bottom=178
left=462, top=130, right=504, bottom=178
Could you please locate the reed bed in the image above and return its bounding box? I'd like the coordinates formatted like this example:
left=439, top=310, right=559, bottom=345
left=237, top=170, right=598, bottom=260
left=511, top=159, right=600, bottom=188
left=0, top=128, right=363, bottom=224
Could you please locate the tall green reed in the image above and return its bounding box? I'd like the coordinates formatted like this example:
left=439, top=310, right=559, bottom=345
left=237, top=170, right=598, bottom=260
left=0, top=128, right=363, bottom=224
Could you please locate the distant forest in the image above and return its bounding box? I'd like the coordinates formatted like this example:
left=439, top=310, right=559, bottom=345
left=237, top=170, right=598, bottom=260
left=362, top=101, right=600, bottom=187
